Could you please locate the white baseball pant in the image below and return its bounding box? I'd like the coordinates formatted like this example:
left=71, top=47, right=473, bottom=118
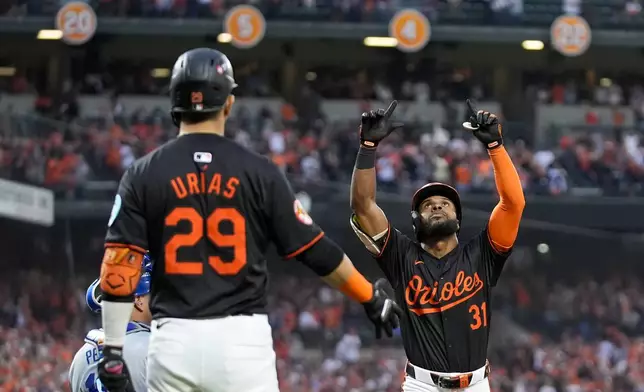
left=402, top=362, right=491, bottom=392
left=147, top=314, right=279, bottom=392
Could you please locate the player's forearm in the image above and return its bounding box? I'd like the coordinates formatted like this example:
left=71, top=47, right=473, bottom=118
left=321, top=255, right=374, bottom=303
left=350, top=147, right=389, bottom=238
left=101, top=300, right=134, bottom=347
left=489, top=146, right=525, bottom=211
left=350, top=147, right=378, bottom=212
left=487, top=146, right=525, bottom=252
left=295, top=235, right=374, bottom=303
left=99, top=246, right=144, bottom=347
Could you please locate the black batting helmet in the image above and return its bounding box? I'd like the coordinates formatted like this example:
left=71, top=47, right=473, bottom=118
left=169, top=48, right=238, bottom=126
left=411, top=182, right=462, bottom=240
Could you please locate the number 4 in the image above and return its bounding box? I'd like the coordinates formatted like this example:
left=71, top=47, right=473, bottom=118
left=165, top=207, right=247, bottom=276
left=401, top=20, right=416, bottom=40
left=469, top=302, right=487, bottom=330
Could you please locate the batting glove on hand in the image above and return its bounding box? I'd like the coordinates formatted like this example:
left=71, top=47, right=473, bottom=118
left=359, top=100, right=404, bottom=148
left=362, top=278, right=404, bottom=339
left=98, top=346, right=133, bottom=392
left=463, top=99, right=503, bottom=150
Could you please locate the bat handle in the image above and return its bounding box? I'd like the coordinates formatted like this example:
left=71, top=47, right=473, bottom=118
left=462, top=121, right=480, bottom=131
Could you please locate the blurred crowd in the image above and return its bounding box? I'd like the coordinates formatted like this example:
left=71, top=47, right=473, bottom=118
left=3, top=265, right=644, bottom=392
left=1, top=92, right=643, bottom=197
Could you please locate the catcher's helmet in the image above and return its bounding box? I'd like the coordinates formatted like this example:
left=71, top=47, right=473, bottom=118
left=411, top=182, right=462, bottom=240
left=86, top=254, right=154, bottom=313
left=169, top=48, right=238, bottom=126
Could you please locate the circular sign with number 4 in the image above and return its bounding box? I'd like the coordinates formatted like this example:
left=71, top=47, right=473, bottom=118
left=224, top=5, right=266, bottom=49
left=550, top=15, right=592, bottom=57
left=56, top=1, right=97, bottom=46
left=389, top=9, right=431, bottom=53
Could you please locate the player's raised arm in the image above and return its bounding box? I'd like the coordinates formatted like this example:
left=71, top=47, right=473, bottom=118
left=98, top=167, right=147, bottom=392
left=463, top=99, right=525, bottom=256
left=267, top=166, right=402, bottom=339
left=350, top=101, right=403, bottom=254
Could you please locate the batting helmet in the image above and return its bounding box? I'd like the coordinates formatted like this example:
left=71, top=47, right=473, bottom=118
left=169, top=48, right=238, bottom=126
left=411, top=182, right=462, bottom=240
left=86, top=254, right=154, bottom=313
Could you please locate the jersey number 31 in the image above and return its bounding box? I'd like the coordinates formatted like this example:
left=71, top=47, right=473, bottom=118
left=164, top=206, right=247, bottom=276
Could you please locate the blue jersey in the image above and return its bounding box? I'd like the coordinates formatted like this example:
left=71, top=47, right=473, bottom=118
left=69, top=322, right=150, bottom=392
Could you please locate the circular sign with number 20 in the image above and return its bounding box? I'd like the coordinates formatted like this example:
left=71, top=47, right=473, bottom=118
left=56, top=1, right=97, bottom=45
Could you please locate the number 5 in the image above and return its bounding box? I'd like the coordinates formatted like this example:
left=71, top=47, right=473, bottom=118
left=165, top=207, right=247, bottom=276
left=469, top=302, right=487, bottom=330
left=237, top=14, right=253, bottom=38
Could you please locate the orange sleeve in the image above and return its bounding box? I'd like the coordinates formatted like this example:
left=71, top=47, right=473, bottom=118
left=338, top=268, right=374, bottom=303
left=487, top=146, right=526, bottom=253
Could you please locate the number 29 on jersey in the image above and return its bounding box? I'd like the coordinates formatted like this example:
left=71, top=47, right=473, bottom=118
left=165, top=207, right=247, bottom=276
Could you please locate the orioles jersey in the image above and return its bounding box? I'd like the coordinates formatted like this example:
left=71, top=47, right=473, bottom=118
left=69, top=322, right=150, bottom=392
left=105, top=133, right=323, bottom=320
left=375, top=227, right=510, bottom=373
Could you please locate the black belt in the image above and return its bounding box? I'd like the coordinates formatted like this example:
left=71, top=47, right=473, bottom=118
left=405, top=362, right=490, bottom=389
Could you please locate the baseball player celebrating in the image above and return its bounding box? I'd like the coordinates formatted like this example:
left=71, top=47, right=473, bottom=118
left=350, top=100, right=525, bottom=391
left=97, top=48, right=401, bottom=392
left=69, top=256, right=153, bottom=392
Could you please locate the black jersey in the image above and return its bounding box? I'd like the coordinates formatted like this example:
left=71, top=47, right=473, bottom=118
left=375, top=226, right=510, bottom=373
left=105, top=133, right=324, bottom=319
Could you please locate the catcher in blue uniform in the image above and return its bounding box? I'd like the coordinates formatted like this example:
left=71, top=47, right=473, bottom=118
left=69, top=255, right=153, bottom=392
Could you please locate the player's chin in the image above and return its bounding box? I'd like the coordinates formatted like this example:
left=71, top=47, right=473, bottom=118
left=420, top=219, right=459, bottom=239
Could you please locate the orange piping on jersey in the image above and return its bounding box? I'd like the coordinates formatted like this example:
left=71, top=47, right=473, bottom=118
left=284, top=232, right=325, bottom=259
left=104, top=242, right=147, bottom=255
left=338, top=267, right=374, bottom=303
left=487, top=146, right=525, bottom=254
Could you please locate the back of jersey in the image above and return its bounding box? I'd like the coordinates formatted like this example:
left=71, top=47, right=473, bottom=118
left=69, top=326, right=149, bottom=392
left=106, top=133, right=324, bottom=320
left=69, top=330, right=106, bottom=392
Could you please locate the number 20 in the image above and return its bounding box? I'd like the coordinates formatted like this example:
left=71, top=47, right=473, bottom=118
left=64, top=10, right=93, bottom=34
left=165, top=207, right=247, bottom=276
left=469, top=302, right=487, bottom=330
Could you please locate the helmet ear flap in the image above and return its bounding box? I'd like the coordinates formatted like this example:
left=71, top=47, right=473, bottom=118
left=171, top=112, right=181, bottom=127
left=411, top=210, right=423, bottom=242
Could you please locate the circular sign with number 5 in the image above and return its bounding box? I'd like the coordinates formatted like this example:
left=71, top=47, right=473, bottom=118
left=389, top=9, right=431, bottom=53
left=224, top=5, right=266, bottom=49
left=550, top=15, right=592, bottom=57
left=55, top=1, right=97, bottom=46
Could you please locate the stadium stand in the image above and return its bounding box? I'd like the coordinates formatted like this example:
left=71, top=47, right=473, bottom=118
left=1, top=0, right=643, bottom=391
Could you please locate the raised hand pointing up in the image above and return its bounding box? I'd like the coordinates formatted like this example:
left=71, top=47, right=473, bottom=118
left=359, top=100, right=404, bottom=148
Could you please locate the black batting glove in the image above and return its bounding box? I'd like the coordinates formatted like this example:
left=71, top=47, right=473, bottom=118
left=362, top=278, right=404, bottom=339
left=463, top=99, right=503, bottom=150
left=98, top=346, right=133, bottom=392
left=359, top=100, right=404, bottom=148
